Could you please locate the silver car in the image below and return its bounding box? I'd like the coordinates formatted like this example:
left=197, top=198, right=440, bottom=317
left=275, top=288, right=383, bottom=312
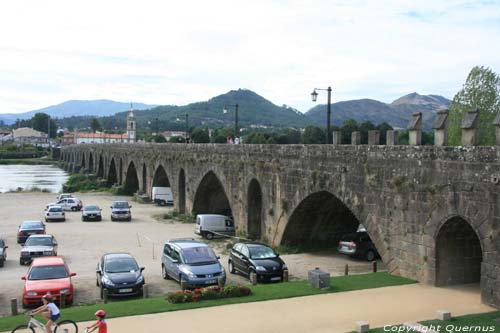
left=45, top=205, right=66, bottom=222
left=82, top=205, right=102, bottom=221
left=20, top=234, right=58, bottom=265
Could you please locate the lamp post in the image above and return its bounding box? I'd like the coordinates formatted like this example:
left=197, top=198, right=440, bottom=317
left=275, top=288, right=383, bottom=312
left=311, top=86, right=332, bottom=144
left=222, top=104, right=239, bottom=143
left=185, top=113, right=189, bottom=144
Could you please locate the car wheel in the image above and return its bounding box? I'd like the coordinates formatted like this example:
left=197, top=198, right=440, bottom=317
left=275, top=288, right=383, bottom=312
left=0, top=259, right=4, bottom=267
left=19, top=259, right=24, bottom=265
left=228, top=260, right=235, bottom=274
left=205, top=232, right=214, bottom=240
left=249, top=271, right=258, bottom=285
left=366, top=250, right=376, bottom=261
left=111, top=217, right=115, bottom=221
left=100, top=286, right=104, bottom=299
left=71, top=207, right=77, bottom=211
left=180, top=276, right=187, bottom=290
left=160, top=200, right=166, bottom=206
left=127, top=217, right=131, bottom=222
left=162, top=265, right=170, bottom=280
left=98, top=217, right=102, bottom=221
left=96, top=278, right=99, bottom=287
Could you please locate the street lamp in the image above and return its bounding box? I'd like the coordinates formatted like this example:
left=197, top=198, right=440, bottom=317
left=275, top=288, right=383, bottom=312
left=311, top=86, right=332, bottom=144
left=222, top=104, right=239, bottom=143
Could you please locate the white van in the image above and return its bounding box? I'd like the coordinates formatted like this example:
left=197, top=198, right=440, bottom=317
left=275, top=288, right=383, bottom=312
left=152, top=187, right=173, bottom=206
left=195, top=214, right=235, bottom=240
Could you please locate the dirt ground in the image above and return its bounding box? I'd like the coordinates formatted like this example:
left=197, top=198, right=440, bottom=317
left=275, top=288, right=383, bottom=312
left=0, top=192, right=384, bottom=316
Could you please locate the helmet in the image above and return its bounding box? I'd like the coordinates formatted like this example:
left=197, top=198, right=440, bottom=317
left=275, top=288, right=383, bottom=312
left=95, top=310, right=106, bottom=317
left=42, top=294, right=53, bottom=301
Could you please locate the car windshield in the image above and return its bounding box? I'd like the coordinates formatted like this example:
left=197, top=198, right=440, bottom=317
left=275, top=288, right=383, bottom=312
left=105, top=258, right=139, bottom=273
left=28, top=265, right=68, bottom=280
left=25, top=237, right=52, bottom=247
left=113, top=202, right=129, bottom=208
left=182, top=246, right=218, bottom=265
left=22, top=222, right=43, bottom=229
left=249, top=246, right=277, bottom=259
left=340, top=233, right=365, bottom=242
left=85, top=205, right=99, bottom=211
left=49, top=207, right=63, bottom=212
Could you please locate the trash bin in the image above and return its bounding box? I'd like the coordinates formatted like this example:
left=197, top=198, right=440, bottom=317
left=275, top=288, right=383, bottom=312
left=308, top=267, right=330, bottom=289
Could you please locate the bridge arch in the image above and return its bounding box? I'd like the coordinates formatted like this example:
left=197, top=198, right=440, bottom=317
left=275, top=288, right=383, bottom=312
left=124, top=161, right=139, bottom=195
left=247, top=178, right=263, bottom=240
left=81, top=153, right=86, bottom=169
left=142, top=163, right=147, bottom=194
left=152, top=165, right=170, bottom=188
left=193, top=170, right=232, bottom=217
left=281, top=191, right=361, bottom=249
left=178, top=168, right=186, bottom=214
left=107, top=158, right=118, bottom=186
left=435, top=215, right=483, bottom=286
left=88, top=153, right=94, bottom=173
left=97, top=155, right=104, bottom=178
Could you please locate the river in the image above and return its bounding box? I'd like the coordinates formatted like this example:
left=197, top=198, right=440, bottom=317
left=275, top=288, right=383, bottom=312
left=0, top=164, right=69, bottom=193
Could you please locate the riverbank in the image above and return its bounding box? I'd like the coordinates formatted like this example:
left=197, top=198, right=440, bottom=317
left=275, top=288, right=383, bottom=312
left=0, top=157, right=60, bottom=165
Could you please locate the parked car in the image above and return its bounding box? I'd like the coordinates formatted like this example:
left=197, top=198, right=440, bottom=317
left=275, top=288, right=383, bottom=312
left=110, top=201, right=131, bottom=221
left=228, top=242, right=287, bottom=283
left=45, top=206, right=65, bottom=222
left=17, top=220, right=46, bottom=244
left=56, top=193, right=73, bottom=201
left=0, top=238, right=8, bottom=267
left=161, top=239, right=226, bottom=289
left=20, top=235, right=58, bottom=265
left=46, top=198, right=82, bottom=211
left=152, top=187, right=173, bottom=206
left=21, top=256, right=76, bottom=307
left=96, top=253, right=145, bottom=298
left=82, top=205, right=102, bottom=221
left=195, top=214, right=235, bottom=240
left=338, top=231, right=379, bottom=261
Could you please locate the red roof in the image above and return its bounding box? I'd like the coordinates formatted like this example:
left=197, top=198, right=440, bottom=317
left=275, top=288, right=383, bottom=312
left=31, top=256, right=66, bottom=266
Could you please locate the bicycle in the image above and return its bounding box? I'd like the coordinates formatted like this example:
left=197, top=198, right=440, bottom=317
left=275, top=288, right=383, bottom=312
left=11, top=312, right=78, bottom=333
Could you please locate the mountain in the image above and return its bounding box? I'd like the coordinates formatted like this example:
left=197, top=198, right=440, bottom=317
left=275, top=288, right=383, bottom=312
left=305, top=92, right=451, bottom=130
left=0, top=100, right=157, bottom=125
left=56, top=89, right=314, bottom=130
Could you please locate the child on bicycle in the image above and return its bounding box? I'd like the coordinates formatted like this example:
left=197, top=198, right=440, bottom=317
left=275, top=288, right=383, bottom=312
left=86, top=309, right=107, bottom=333
left=31, top=294, right=60, bottom=333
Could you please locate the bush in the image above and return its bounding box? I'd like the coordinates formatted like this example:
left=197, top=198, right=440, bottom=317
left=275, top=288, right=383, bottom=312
left=166, top=285, right=251, bottom=304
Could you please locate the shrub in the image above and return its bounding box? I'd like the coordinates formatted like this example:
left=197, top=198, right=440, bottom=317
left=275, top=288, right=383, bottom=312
left=223, top=285, right=251, bottom=298
left=166, top=291, right=192, bottom=304
left=166, top=285, right=251, bottom=304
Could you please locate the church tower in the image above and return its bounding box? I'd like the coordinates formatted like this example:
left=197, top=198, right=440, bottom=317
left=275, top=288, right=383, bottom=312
left=127, top=103, right=136, bottom=143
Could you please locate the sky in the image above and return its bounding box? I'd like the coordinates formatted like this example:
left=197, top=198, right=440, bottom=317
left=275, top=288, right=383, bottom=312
left=0, top=0, right=499, bottom=114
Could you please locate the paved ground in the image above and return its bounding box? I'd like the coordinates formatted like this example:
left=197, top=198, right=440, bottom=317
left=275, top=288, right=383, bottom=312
left=69, top=283, right=495, bottom=333
left=0, top=192, right=383, bottom=316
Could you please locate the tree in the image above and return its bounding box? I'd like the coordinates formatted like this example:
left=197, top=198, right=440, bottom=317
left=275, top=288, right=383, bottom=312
left=90, top=118, right=102, bottom=133
left=376, top=122, right=393, bottom=145
left=190, top=128, right=210, bottom=143
left=359, top=121, right=376, bottom=144
left=340, top=119, right=359, bottom=144
left=31, top=113, right=57, bottom=138
left=301, top=126, right=324, bottom=144
left=448, top=66, right=500, bottom=146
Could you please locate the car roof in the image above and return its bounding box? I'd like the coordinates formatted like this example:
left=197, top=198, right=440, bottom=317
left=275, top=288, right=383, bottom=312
left=113, top=200, right=129, bottom=203
left=32, top=257, right=65, bottom=266
left=197, top=214, right=231, bottom=218
left=103, top=252, right=134, bottom=260
left=241, top=242, right=272, bottom=248
left=22, top=220, right=43, bottom=224
left=166, top=239, right=207, bottom=249
left=84, top=205, right=100, bottom=208
left=27, top=234, right=53, bottom=238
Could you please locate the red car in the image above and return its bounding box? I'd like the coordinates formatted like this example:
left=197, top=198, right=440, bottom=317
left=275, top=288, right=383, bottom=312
left=22, top=257, right=76, bottom=307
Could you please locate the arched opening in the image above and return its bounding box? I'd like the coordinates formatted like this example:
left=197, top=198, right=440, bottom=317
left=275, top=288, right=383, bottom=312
left=247, top=179, right=263, bottom=240
left=178, top=169, right=186, bottom=214
left=152, top=165, right=170, bottom=188
left=142, top=163, right=147, bottom=194
left=124, top=161, right=139, bottom=195
left=119, top=158, right=123, bottom=184
left=107, top=158, right=118, bottom=186
left=282, top=191, right=360, bottom=249
left=88, top=153, right=94, bottom=173
left=97, top=155, right=104, bottom=178
left=193, top=171, right=232, bottom=216
left=436, top=216, right=482, bottom=286
left=81, top=153, right=86, bottom=169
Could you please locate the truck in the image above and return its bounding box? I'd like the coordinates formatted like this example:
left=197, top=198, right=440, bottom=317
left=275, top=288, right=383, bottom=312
left=152, top=187, right=174, bottom=206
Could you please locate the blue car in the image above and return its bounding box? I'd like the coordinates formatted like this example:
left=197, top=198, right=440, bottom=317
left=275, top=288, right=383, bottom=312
left=161, top=239, right=226, bottom=289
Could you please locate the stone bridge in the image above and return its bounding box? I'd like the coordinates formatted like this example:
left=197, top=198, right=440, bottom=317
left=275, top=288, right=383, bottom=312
left=61, top=143, right=500, bottom=308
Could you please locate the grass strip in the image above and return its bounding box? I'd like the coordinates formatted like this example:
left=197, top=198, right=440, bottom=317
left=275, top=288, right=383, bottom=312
left=365, top=311, right=500, bottom=332
left=0, top=272, right=415, bottom=331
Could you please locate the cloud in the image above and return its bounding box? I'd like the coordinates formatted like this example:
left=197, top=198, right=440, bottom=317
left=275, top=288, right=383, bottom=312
left=0, top=0, right=499, bottom=114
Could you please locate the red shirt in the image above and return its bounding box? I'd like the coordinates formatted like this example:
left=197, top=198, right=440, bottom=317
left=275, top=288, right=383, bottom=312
left=97, top=319, right=107, bottom=333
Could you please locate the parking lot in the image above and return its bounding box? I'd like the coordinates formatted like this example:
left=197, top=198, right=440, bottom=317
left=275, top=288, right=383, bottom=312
left=0, top=192, right=384, bottom=316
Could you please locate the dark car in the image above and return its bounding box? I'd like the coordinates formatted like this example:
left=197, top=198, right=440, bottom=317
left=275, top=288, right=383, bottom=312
left=96, top=253, right=145, bottom=298
left=17, top=221, right=46, bottom=244
left=110, top=201, right=131, bottom=221
left=338, top=231, right=379, bottom=261
left=228, top=243, right=287, bottom=283
left=20, top=235, right=58, bottom=265
left=0, top=238, right=7, bottom=267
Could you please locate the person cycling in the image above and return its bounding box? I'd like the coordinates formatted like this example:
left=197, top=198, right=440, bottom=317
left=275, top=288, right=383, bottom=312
left=86, top=309, right=108, bottom=333
left=31, top=294, right=60, bottom=333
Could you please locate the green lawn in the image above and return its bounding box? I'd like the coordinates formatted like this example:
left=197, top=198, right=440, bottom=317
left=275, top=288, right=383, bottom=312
left=0, top=272, right=415, bottom=331
left=366, top=311, right=500, bottom=332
